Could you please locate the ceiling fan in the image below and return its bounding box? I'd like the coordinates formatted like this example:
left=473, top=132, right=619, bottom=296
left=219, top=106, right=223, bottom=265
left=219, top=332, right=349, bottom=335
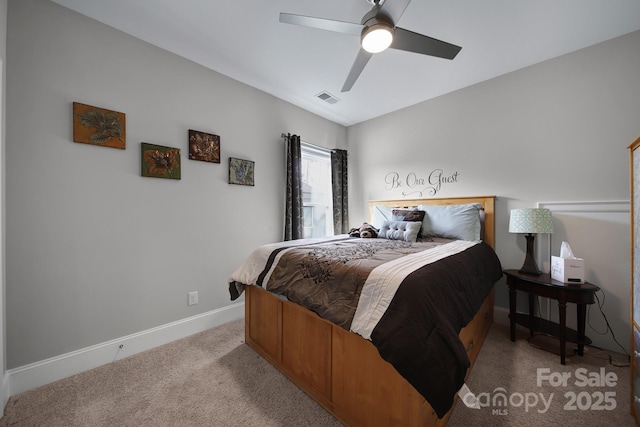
left=279, top=0, right=462, bottom=92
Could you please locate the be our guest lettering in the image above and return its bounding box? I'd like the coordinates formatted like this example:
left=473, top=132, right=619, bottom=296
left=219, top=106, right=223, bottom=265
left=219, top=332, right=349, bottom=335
left=385, top=169, right=460, bottom=197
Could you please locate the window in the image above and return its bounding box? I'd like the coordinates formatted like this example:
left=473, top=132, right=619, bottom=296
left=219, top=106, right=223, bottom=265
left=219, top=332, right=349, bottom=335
left=301, top=143, right=334, bottom=238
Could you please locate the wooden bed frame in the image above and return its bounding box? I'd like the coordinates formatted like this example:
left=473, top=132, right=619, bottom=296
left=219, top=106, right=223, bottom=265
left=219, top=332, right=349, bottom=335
left=244, top=195, right=496, bottom=426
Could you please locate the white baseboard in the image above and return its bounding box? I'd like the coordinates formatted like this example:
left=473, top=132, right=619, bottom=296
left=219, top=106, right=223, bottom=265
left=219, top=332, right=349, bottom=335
left=6, top=303, right=506, bottom=399
left=2, top=371, right=9, bottom=410
left=7, top=302, right=244, bottom=397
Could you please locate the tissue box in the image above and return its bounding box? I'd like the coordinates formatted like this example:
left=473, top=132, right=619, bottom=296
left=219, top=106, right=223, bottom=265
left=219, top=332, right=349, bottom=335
left=551, top=256, right=585, bottom=283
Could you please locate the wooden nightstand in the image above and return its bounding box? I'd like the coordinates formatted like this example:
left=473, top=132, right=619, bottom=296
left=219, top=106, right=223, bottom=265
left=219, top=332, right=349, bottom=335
left=503, top=269, right=600, bottom=364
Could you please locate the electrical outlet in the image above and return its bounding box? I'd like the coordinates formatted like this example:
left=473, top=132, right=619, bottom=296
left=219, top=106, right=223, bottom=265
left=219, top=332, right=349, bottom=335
left=188, top=291, right=198, bottom=306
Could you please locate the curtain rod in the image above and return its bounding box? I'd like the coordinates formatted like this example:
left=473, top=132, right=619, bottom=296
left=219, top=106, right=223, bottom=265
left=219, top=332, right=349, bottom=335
left=281, top=133, right=338, bottom=153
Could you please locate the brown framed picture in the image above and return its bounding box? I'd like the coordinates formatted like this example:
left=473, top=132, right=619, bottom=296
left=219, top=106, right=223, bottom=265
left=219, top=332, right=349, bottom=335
left=188, top=129, right=220, bottom=163
left=141, top=143, right=181, bottom=180
left=73, top=102, right=126, bottom=149
left=229, top=157, right=254, bottom=186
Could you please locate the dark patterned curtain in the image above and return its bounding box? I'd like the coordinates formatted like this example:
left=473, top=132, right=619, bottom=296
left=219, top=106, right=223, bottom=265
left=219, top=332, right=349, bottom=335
left=284, top=134, right=303, bottom=241
left=331, top=149, right=349, bottom=234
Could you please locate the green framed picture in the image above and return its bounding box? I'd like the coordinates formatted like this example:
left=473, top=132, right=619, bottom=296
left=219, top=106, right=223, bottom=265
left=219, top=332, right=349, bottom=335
left=141, top=143, right=181, bottom=180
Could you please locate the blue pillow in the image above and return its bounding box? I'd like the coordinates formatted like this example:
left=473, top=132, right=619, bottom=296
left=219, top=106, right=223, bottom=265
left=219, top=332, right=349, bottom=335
left=370, top=205, right=395, bottom=230
left=417, top=203, right=482, bottom=241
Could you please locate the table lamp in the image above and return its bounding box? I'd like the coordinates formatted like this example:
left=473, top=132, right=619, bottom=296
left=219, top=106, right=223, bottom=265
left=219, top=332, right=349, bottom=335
left=509, top=208, right=554, bottom=275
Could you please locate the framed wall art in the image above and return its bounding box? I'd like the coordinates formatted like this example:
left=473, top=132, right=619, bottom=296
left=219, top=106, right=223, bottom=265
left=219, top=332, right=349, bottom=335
left=73, top=102, right=126, bottom=149
left=141, top=143, right=181, bottom=180
left=188, top=129, right=220, bottom=163
left=229, top=157, right=254, bottom=186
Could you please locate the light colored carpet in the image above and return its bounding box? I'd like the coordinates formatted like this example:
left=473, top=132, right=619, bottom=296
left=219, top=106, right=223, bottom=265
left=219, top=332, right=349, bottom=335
left=448, top=323, right=635, bottom=427
left=0, top=318, right=636, bottom=426
left=0, top=319, right=341, bottom=427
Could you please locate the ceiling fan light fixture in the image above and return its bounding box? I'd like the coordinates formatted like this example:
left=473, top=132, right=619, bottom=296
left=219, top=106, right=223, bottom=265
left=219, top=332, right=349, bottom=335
left=361, top=22, right=394, bottom=53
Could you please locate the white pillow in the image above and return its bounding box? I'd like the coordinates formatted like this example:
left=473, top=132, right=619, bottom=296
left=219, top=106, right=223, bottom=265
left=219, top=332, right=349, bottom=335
left=378, top=220, right=421, bottom=242
left=370, top=205, right=395, bottom=230
left=417, top=203, right=482, bottom=241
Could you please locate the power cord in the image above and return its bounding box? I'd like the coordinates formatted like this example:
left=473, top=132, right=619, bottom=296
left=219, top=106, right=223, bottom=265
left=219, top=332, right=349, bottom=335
left=526, top=291, right=630, bottom=367
left=586, top=290, right=630, bottom=367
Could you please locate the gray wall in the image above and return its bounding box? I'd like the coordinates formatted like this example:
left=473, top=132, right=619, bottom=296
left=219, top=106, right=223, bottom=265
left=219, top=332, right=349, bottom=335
left=347, top=30, right=640, bottom=352
left=5, top=0, right=346, bottom=368
left=6, top=0, right=639, bottom=372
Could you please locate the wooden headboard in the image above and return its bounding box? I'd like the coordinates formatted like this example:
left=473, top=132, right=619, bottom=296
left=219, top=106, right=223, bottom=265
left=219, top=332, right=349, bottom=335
left=367, top=195, right=496, bottom=249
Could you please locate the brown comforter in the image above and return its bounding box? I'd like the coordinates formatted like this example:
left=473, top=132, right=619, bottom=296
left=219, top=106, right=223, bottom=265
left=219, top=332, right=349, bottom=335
left=371, top=240, right=502, bottom=417
left=229, top=237, right=503, bottom=417
left=264, top=238, right=438, bottom=329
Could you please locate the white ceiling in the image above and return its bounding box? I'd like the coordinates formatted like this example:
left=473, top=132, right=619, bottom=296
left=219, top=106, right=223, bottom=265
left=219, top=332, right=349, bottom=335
left=51, top=0, right=640, bottom=126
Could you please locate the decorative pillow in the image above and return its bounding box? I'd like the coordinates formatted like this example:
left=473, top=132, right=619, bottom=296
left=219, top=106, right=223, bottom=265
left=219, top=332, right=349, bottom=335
left=370, top=205, right=395, bottom=230
left=391, top=209, right=425, bottom=223
left=378, top=220, right=421, bottom=242
left=417, top=203, right=482, bottom=241
left=392, top=209, right=426, bottom=237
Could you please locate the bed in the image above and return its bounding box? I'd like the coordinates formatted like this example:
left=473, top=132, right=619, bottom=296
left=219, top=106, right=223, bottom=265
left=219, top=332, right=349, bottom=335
left=229, top=195, right=502, bottom=426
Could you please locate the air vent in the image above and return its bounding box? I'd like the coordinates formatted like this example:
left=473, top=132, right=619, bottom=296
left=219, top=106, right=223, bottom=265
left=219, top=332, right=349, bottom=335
left=316, top=91, right=340, bottom=105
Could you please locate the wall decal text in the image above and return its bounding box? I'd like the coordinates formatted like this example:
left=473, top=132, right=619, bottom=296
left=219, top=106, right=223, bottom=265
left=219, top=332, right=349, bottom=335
left=385, top=169, right=460, bottom=197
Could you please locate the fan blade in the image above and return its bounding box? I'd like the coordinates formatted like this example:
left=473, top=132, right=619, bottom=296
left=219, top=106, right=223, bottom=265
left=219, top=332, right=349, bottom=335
left=341, top=48, right=373, bottom=92
left=279, top=13, right=363, bottom=35
left=379, top=0, right=412, bottom=24
left=391, top=27, right=461, bottom=59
